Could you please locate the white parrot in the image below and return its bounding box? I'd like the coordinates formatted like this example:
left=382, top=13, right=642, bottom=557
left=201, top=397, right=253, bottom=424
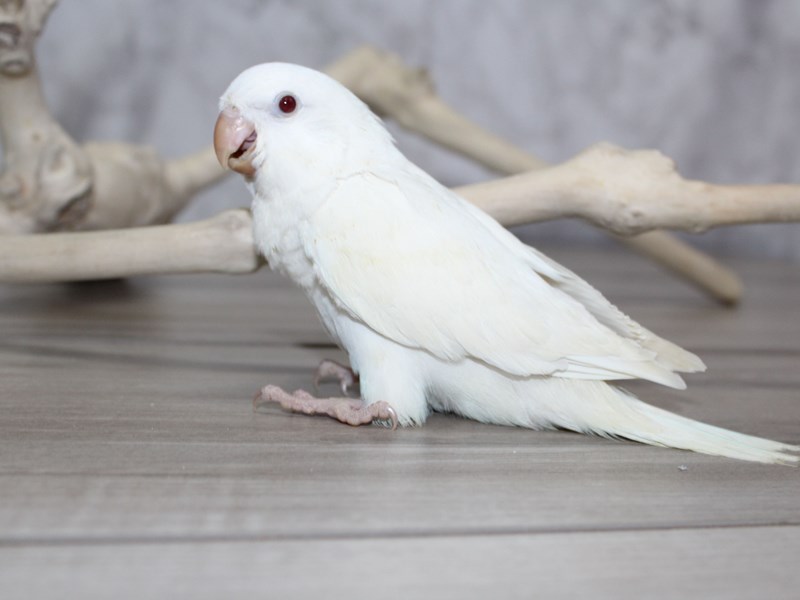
left=213, top=62, right=798, bottom=466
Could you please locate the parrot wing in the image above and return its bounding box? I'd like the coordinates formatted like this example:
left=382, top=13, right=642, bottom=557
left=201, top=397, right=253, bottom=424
left=310, top=165, right=699, bottom=388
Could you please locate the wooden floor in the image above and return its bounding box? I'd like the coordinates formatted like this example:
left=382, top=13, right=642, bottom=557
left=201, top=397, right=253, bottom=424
left=1, top=244, right=798, bottom=599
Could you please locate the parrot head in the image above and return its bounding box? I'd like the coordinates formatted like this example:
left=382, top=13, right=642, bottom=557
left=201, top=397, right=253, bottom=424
left=214, top=62, right=395, bottom=186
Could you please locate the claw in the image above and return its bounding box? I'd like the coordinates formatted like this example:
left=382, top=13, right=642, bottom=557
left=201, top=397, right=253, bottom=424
left=313, top=359, right=357, bottom=396
left=373, top=404, right=398, bottom=430
left=252, top=388, right=266, bottom=411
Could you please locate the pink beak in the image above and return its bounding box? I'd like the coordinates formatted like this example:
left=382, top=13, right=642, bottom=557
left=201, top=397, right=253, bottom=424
left=213, top=107, right=258, bottom=177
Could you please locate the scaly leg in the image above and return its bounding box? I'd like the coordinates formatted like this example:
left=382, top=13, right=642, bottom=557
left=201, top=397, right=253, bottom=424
left=254, top=385, right=397, bottom=429
left=313, top=359, right=358, bottom=395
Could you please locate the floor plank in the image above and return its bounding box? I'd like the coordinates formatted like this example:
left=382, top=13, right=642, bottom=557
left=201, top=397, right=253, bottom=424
left=2, top=526, right=799, bottom=600
left=1, top=245, right=798, bottom=598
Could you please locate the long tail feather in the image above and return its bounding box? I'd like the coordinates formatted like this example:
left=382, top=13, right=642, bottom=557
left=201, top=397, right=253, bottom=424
left=570, top=385, right=800, bottom=466
left=439, top=363, right=797, bottom=466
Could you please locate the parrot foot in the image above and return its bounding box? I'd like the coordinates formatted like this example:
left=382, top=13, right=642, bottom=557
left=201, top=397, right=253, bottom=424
left=254, top=385, right=397, bottom=430
left=313, top=359, right=358, bottom=396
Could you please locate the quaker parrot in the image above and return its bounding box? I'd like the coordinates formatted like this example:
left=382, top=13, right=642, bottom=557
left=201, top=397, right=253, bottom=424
left=213, top=62, right=798, bottom=465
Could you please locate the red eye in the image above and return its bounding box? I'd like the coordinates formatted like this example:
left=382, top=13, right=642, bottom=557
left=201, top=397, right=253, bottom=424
left=279, top=94, right=297, bottom=114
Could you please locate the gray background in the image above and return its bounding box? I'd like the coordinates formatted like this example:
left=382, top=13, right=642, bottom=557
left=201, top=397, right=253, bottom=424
left=35, top=0, right=800, bottom=260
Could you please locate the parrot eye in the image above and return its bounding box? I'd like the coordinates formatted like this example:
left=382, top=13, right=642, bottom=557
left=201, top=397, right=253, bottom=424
left=278, top=94, right=297, bottom=114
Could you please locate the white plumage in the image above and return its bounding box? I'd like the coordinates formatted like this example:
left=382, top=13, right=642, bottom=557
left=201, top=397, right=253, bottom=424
left=214, top=62, right=798, bottom=466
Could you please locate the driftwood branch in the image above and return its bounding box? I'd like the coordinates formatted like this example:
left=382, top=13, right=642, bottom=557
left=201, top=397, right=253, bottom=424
left=0, top=0, right=226, bottom=234
left=461, top=143, right=800, bottom=235
left=329, top=47, right=752, bottom=304
left=326, top=47, right=548, bottom=174
left=1, top=44, right=796, bottom=307
left=0, top=209, right=260, bottom=282
left=0, top=156, right=779, bottom=301
left=329, top=47, right=798, bottom=232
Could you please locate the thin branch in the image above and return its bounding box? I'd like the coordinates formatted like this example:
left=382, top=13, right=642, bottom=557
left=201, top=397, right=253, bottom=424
left=1, top=45, right=793, bottom=307
left=0, top=209, right=261, bottom=282
left=0, top=0, right=226, bottom=234
left=326, top=46, right=548, bottom=174
left=329, top=47, right=749, bottom=304
left=462, top=143, right=800, bottom=235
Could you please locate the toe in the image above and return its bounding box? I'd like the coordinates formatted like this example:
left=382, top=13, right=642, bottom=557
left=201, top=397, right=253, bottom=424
left=253, top=384, right=280, bottom=410
left=313, top=359, right=357, bottom=396
left=292, top=389, right=315, bottom=401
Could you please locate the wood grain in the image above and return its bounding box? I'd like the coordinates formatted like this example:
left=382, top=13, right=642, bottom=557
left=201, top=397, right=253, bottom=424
left=3, top=526, right=800, bottom=600
left=0, top=246, right=798, bottom=598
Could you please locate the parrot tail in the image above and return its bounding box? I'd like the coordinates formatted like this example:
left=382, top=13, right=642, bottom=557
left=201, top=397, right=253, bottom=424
left=571, top=385, right=800, bottom=466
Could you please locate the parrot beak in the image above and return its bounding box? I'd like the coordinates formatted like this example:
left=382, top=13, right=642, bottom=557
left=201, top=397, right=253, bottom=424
left=214, top=107, right=258, bottom=177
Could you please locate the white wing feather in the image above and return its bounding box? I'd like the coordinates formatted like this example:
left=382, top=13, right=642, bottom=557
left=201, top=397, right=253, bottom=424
left=310, top=165, right=701, bottom=388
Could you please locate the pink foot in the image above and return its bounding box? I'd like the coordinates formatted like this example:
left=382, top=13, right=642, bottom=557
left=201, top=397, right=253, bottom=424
left=313, top=359, right=358, bottom=395
left=254, top=384, right=397, bottom=430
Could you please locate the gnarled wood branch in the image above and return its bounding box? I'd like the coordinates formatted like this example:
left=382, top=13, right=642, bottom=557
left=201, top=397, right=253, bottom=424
left=0, top=0, right=226, bottom=235
left=328, top=46, right=749, bottom=304
left=0, top=209, right=260, bottom=282
left=326, top=46, right=548, bottom=175
left=458, top=143, right=800, bottom=235
left=0, top=43, right=795, bottom=306
left=2, top=152, right=794, bottom=291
